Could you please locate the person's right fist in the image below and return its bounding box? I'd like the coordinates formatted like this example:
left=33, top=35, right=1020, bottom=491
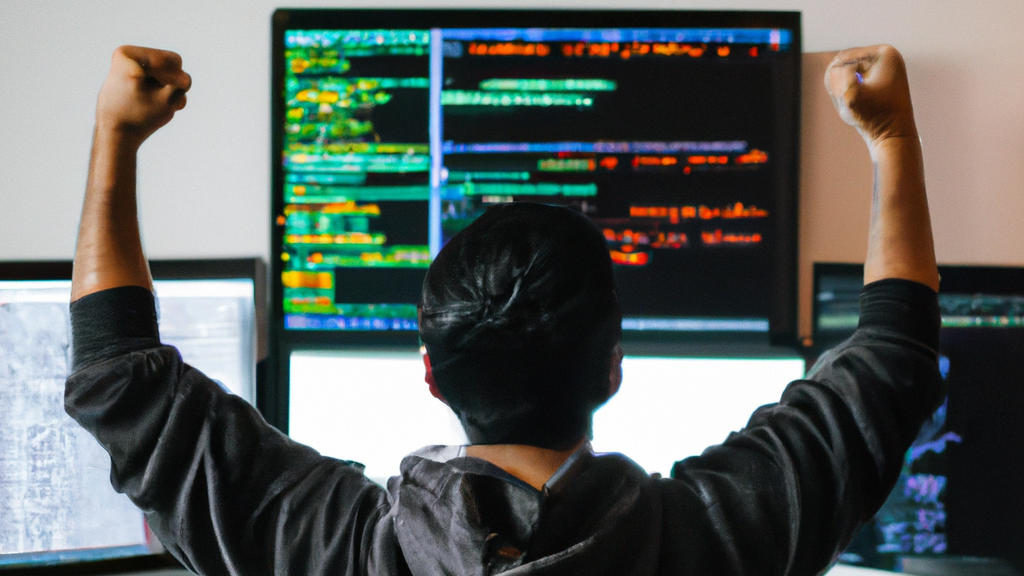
left=825, top=45, right=918, bottom=147
left=95, top=46, right=191, bottom=147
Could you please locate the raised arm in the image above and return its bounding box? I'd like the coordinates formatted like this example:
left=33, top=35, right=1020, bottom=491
left=66, top=48, right=393, bottom=576
left=826, top=45, right=939, bottom=291
left=658, top=46, right=944, bottom=575
left=71, top=46, right=191, bottom=301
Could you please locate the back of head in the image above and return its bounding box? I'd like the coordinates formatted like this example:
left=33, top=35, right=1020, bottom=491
left=419, top=203, right=621, bottom=450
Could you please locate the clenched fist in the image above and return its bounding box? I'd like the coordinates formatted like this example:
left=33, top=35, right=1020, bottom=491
left=825, top=45, right=918, bottom=148
left=95, top=46, right=191, bottom=148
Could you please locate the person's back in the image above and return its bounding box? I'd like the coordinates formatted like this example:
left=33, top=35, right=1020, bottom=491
left=64, top=44, right=943, bottom=575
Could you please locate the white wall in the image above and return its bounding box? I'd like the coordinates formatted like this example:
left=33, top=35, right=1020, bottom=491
left=2, top=0, right=1023, bottom=339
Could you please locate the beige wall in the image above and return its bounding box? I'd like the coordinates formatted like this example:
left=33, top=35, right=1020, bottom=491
left=1, top=0, right=1022, bottom=341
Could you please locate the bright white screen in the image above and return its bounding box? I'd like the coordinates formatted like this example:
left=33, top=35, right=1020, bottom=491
left=154, top=279, right=257, bottom=403
left=591, top=356, right=805, bottom=475
left=288, top=352, right=805, bottom=481
left=289, top=350, right=469, bottom=484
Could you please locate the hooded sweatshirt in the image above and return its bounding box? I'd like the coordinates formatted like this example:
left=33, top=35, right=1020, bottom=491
left=64, top=279, right=942, bottom=576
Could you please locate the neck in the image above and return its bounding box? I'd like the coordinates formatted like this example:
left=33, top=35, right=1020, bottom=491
left=465, top=439, right=586, bottom=490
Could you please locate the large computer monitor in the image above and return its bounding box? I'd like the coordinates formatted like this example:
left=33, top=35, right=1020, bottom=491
left=288, top=351, right=805, bottom=485
left=269, top=7, right=802, bottom=431
left=0, top=259, right=265, bottom=572
left=813, top=263, right=1024, bottom=575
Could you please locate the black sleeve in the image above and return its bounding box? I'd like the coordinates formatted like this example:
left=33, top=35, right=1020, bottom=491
left=65, top=286, right=389, bottom=576
left=70, top=285, right=161, bottom=371
left=658, top=279, right=943, bottom=575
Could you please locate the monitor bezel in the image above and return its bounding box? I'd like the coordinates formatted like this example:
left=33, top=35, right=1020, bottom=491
left=269, top=8, right=803, bottom=348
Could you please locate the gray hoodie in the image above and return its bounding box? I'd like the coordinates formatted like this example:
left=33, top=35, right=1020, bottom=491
left=65, top=279, right=942, bottom=576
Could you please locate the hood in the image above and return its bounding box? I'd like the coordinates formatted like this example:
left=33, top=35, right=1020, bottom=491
left=382, top=445, right=663, bottom=576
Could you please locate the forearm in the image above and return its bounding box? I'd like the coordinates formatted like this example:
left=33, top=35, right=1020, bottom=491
left=72, top=128, right=152, bottom=301
left=824, top=45, right=939, bottom=291
left=864, top=134, right=939, bottom=291
left=72, top=45, right=191, bottom=302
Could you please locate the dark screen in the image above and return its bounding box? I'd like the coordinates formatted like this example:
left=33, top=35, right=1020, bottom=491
left=813, top=263, right=1024, bottom=574
left=272, top=14, right=800, bottom=340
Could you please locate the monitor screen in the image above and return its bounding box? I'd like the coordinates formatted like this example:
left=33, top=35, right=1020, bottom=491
left=0, top=262, right=262, bottom=570
left=812, top=263, right=1024, bottom=574
left=154, top=279, right=259, bottom=403
left=0, top=281, right=155, bottom=568
left=271, top=9, right=800, bottom=345
left=288, top=350, right=804, bottom=485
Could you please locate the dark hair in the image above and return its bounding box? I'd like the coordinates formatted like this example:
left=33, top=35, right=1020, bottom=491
left=419, top=203, right=621, bottom=450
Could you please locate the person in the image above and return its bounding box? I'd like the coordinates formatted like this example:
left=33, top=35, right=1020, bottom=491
left=65, top=44, right=943, bottom=575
